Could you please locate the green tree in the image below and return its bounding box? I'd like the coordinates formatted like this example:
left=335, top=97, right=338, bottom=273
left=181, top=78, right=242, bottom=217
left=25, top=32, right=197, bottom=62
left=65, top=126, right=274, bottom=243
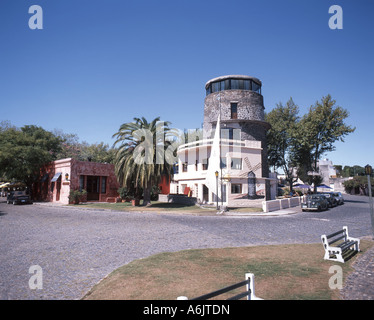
left=341, top=165, right=366, bottom=177
left=53, top=130, right=116, bottom=164
left=79, top=141, right=116, bottom=164
left=343, top=176, right=374, bottom=195
left=112, top=117, right=177, bottom=206
left=53, top=130, right=82, bottom=160
left=341, top=165, right=353, bottom=177
left=293, top=95, right=355, bottom=191
left=0, top=125, right=62, bottom=190
left=334, top=165, right=343, bottom=177
left=266, top=97, right=300, bottom=190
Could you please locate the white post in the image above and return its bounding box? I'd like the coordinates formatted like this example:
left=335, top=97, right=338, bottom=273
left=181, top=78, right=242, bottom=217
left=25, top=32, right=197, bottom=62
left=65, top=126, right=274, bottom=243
left=245, top=273, right=263, bottom=300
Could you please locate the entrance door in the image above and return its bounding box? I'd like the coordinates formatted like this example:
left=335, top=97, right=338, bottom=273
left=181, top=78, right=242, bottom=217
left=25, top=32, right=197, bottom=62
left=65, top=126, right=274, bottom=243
left=203, top=185, right=209, bottom=203
left=56, top=179, right=61, bottom=201
left=86, top=176, right=100, bottom=201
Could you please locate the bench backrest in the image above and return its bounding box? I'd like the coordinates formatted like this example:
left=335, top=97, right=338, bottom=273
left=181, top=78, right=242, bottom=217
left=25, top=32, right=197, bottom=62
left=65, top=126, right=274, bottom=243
left=177, top=273, right=262, bottom=300
left=321, top=226, right=348, bottom=248
left=191, top=278, right=251, bottom=300
left=178, top=273, right=256, bottom=300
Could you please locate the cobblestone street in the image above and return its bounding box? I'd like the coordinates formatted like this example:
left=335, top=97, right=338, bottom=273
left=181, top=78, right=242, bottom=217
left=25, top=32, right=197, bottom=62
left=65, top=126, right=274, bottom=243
left=0, top=194, right=373, bottom=300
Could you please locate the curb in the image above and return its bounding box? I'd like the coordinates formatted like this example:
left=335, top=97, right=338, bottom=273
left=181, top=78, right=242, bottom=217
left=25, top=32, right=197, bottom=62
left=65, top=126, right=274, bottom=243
left=224, top=208, right=299, bottom=217
left=31, top=202, right=300, bottom=217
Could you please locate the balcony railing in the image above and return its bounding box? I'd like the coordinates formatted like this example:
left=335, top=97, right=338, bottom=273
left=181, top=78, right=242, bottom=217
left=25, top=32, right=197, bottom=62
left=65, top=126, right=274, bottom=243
left=177, top=139, right=261, bottom=153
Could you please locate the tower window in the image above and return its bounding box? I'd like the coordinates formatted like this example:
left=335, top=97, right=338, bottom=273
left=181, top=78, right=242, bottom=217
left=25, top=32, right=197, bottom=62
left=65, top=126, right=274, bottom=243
left=231, top=103, right=238, bottom=119
left=231, top=79, right=239, bottom=89
left=252, top=81, right=261, bottom=94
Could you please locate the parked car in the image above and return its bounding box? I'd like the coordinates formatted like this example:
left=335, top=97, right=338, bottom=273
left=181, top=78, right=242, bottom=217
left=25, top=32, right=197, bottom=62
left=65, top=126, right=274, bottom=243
left=331, top=192, right=344, bottom=205
left=320, top=193, right=338, bottom=208
left=6, top=190, right=33, bottom=205
left=301, top=194, right=329, bottom=212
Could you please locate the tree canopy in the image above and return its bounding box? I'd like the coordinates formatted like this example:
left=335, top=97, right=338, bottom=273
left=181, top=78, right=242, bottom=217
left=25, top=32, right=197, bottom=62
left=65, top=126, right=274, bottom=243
left=267, top=95, right=355, bottom=190
left=265, top=97, right=300, bottom=190
left=294, top=95, right=355, bottom=176
left=112, top=117, right=178, bottom=205
left=0, top=122, right=117, bottom=188
left=53, top=130, right=116, bottom=163
left=343, top=176, right=374, bottom=195
left=0, top=125, right=62, bottom=187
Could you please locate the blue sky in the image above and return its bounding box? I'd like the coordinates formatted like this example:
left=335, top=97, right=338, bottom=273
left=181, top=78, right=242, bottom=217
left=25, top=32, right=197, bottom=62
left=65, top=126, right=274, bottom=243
left=1, top=0, right=373, bottom=168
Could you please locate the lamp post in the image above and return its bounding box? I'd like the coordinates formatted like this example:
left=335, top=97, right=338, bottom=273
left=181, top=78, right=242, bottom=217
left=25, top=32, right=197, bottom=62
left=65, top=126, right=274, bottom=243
left=215, top=171, right=219, bottom=210
left=365, top=164, right=374, bottom=239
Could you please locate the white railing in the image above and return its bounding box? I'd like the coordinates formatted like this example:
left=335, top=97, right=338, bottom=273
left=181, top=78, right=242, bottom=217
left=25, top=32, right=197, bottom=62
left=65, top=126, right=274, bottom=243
left=262, top=196, right=306, bottom=213
left=177, top=139, right=261, bottom=152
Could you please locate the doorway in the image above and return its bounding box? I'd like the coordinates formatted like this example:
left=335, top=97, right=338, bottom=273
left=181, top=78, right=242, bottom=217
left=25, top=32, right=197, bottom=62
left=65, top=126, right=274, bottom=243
left=203, top=184, right=209, bottom=203
left=86, top=176, right=100, bottom=201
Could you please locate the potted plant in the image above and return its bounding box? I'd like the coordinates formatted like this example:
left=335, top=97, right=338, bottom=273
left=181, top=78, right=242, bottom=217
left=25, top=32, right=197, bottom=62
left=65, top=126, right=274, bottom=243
left=69, top=189, right=87, bottom=204
left=118, top=186, right=141, bottom=205
left=131, top=198, right=140, bottom=206
left=117, top=187, right=129, bottom=202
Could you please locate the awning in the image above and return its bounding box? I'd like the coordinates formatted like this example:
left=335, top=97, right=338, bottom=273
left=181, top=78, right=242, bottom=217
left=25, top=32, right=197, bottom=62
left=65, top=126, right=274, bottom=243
left=51, top=172, right=62, bottom=182
left=293, top=183, right=311, bottom=189
left=317, top=184, right=332, bottom=189
left=0, top=182, right=10, bottom=188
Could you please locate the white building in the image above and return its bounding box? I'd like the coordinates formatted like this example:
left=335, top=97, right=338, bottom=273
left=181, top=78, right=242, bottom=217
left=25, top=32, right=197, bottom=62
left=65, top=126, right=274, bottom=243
left=170, top=75, right=277, bottom=206
left=318, top=158, right=337, bottom=184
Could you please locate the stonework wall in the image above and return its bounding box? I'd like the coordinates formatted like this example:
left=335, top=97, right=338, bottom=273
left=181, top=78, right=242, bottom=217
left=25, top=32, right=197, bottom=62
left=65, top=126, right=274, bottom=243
left=203, top=87, right=270, bottom=180
left=203, top=90, right=265, bottom=135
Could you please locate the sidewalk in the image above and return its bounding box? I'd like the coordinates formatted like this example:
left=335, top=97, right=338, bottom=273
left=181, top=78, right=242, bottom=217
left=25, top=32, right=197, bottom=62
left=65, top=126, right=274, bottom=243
left=341, top=237, right=374, bottom=300
left=224, top=208, right=299, bottom=216
left=32, top=200, right=300, bottom=216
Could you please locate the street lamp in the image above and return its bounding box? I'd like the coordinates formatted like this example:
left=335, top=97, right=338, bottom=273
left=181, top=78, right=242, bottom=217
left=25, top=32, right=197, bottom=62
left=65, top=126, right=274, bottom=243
left=215, top=171, right=219, bottom=210
left=365, top=164, right=373, bottom=176
left=365, top=164, right=374, bottom=239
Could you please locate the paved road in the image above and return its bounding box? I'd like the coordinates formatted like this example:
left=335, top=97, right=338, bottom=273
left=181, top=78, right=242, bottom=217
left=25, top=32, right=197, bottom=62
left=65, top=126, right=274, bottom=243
left=0, top=194, right=372, bottom=300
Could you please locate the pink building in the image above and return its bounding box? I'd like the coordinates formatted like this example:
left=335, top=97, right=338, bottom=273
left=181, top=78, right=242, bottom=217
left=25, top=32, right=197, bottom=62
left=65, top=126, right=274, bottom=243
left=35, top=158, right=120, bottom=204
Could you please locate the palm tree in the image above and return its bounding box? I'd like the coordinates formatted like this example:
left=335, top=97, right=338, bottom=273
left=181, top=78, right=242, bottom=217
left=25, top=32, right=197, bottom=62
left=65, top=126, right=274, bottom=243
left=112, top=117, right=177, bottom=206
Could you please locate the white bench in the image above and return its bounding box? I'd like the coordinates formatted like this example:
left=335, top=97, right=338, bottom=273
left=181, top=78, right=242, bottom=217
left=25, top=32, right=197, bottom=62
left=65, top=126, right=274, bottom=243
left=177, top=273, right=262, bottom=300
left=321, top=226, right=360, bottom=263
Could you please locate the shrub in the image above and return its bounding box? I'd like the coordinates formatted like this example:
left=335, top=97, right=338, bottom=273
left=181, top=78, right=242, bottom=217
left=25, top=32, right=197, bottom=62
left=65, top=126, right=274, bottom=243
left=343, top=176, right=374, bottom=195
left=69, top=189, right=87, bottom=204
left=117, top=187, right=130, bottom=200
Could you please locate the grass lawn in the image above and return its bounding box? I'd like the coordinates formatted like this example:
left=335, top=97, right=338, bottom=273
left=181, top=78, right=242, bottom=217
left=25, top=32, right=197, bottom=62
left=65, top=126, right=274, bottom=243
left=70, top=201, right=263, bottom=215
left=83, top=240, right=374, bottom=300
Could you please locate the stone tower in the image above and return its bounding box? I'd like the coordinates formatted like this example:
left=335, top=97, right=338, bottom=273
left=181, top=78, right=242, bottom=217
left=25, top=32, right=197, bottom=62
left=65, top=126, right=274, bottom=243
left=203, top=75, right=270, bottom=181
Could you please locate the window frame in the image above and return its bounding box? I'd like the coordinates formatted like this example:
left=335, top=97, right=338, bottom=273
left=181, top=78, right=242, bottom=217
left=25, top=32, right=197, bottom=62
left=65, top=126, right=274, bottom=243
left=230, top=103, right=238, bottom=119
left=101, top=176, right=107, bottom=194
left=231, top=184, right=242, bottom=194
left=231, top=158, right=242, bottom=170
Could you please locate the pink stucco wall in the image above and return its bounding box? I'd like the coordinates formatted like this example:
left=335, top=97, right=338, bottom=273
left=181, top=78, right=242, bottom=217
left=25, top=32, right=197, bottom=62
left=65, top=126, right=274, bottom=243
left=37, top=158, right=119, bottom=204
